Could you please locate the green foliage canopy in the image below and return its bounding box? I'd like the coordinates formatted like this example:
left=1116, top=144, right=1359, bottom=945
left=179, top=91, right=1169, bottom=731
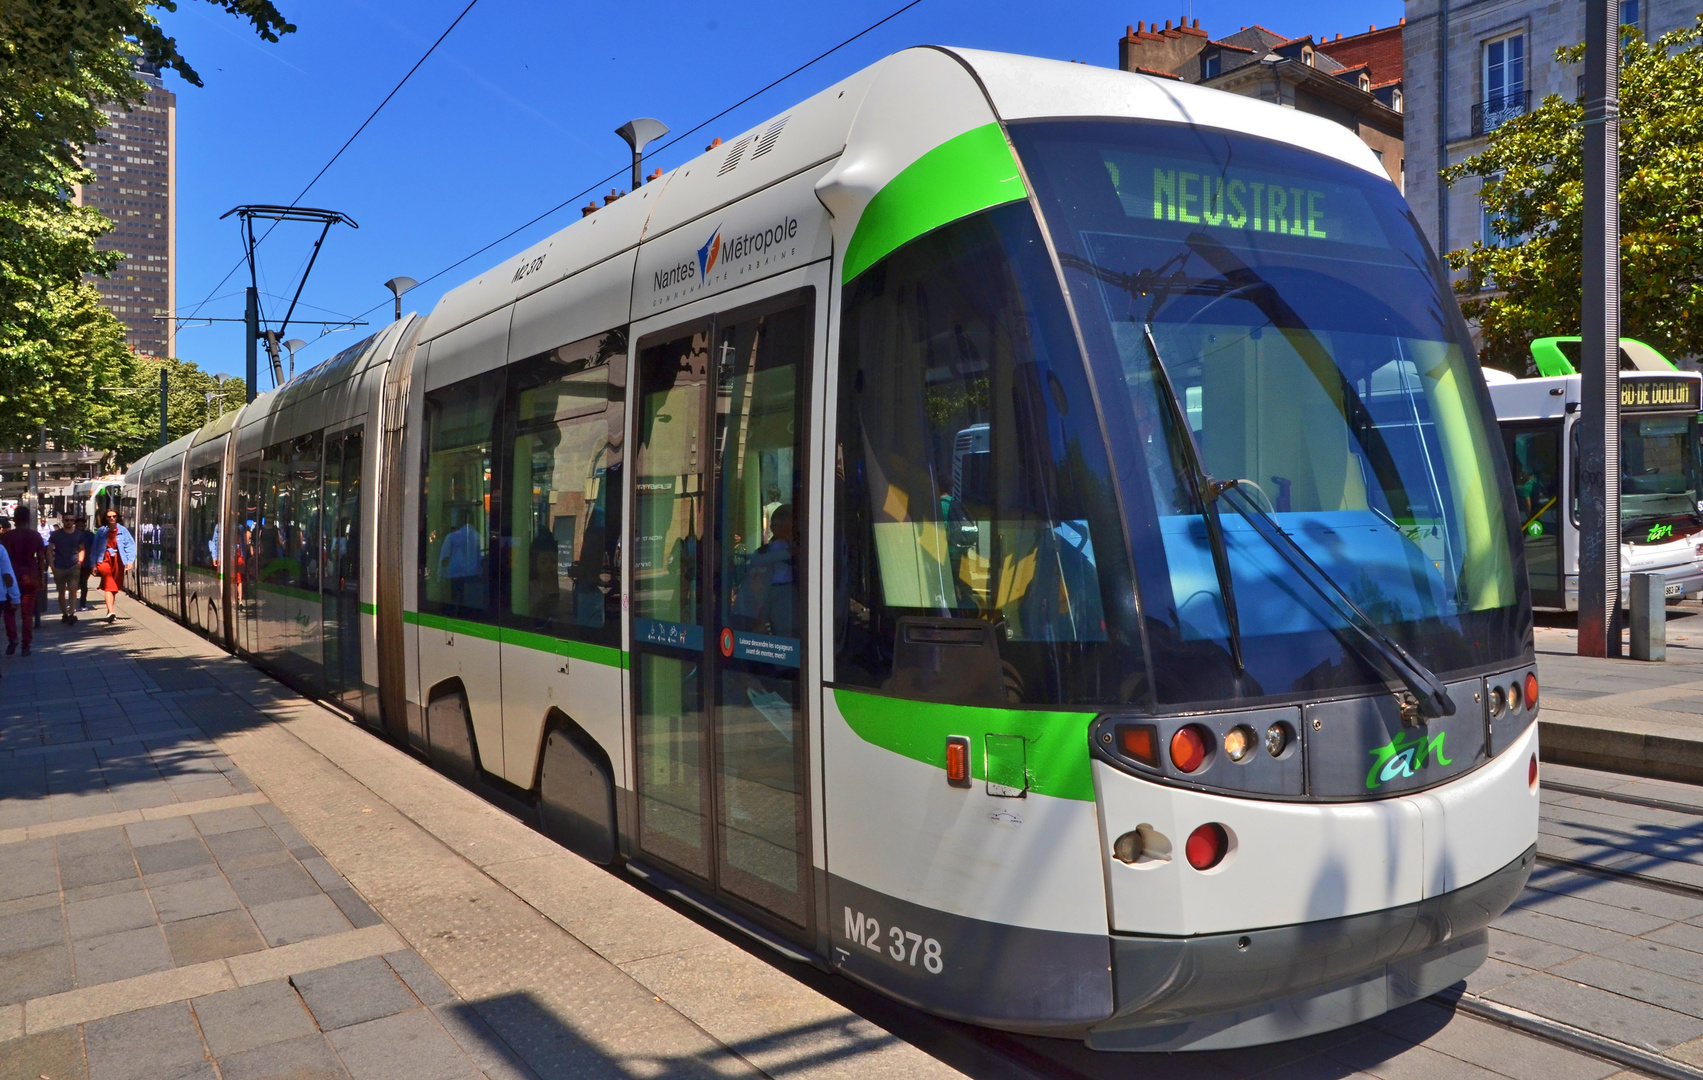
left=1444, top=19, right=1703, bottom=373
left=0, top=0, right=290, bottom=447
left=102, top=354, right=246, bottom=469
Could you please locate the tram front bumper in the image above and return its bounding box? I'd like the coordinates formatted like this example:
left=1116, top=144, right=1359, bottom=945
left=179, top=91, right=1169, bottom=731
left=1086, top=843, right=1535, bottom=1051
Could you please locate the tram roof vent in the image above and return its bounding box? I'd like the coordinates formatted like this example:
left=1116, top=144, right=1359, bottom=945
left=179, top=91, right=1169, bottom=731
left=718, top=134, right=754, bottom=175
left=751, top=115, right=789, bottom=158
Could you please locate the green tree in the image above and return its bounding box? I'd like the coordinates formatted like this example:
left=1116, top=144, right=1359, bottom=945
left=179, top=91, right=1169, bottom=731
left=0, top=277, right=135, bottom=449
left=1444, top=18, right=1703, bottom=373
left=101, top=355, right=246, bottom=469
left=0, top=0, right=291, bottom=445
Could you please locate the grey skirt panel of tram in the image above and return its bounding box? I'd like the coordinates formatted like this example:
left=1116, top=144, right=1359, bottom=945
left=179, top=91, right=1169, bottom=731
left=426, top=682, right=480, bottom=785
left=825, top=874, right=1114, bottom=1034
left=1087, top=843, right=1535, bottom=1051
left=538, top=725, right=618, bottom=865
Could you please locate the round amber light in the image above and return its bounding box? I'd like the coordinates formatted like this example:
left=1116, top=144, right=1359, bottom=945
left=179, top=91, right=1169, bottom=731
left=1224, top=726, right=1256, bottom=763
left=1170, top=726, right=1210, bottom=773
left=1508, top=682, right=1523, bottom=710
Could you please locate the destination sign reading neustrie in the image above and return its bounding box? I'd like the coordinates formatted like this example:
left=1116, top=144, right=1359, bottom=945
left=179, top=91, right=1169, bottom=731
left=1622, top=376, right=1701, bottom=411
left=1101, top=153, right=1387, bottom=248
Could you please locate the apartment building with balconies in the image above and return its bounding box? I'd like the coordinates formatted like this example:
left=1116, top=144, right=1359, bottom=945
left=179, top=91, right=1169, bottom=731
left=1403, top=0, right=1692, bottom=264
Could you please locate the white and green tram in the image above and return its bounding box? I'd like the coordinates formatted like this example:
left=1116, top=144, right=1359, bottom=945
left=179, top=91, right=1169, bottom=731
left=124, top=47, right=1540, bottom=1050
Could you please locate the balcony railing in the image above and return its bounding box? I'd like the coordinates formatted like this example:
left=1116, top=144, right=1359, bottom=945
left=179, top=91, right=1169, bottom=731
left=1472, top=90, right=1531, bottom=136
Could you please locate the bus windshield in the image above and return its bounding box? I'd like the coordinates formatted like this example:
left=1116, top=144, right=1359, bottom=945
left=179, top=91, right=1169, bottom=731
left=1620, top=414, right=1703, bottom=534
left=1011, top=119, right=1529, bottom=707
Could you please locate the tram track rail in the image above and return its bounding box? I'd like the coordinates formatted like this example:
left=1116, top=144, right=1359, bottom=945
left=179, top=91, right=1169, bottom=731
left=1448, top=990, right=1703, bottom=1080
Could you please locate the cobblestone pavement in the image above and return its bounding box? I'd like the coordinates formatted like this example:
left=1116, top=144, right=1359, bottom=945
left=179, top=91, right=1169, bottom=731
left=6, top=603, right=1703, bottom=1079
left=0, top=614, right=533, bottom=1080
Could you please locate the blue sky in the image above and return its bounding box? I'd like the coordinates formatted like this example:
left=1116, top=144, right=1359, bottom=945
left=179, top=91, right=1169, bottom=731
left=154, top=0, right=1405, bottom=379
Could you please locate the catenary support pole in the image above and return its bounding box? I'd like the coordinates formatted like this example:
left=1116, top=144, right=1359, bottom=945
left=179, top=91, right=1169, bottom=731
left=159, top=368, right=168, bottom=448
left=1577, top=0, right=1621, bottom=657
left=245, top=286, right=259, bottom=404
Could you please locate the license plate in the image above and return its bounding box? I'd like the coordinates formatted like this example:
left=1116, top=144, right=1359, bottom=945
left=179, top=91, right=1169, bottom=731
left=1666, top=582, right=1683, bottom=598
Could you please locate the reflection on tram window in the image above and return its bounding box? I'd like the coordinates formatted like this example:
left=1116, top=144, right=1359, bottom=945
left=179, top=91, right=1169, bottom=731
left=233, top=454, right=262, bottom=652
left=258, top=433, right=322, bottom=596
left=421, top=370, right=502, bottom=621
left=633, top=329, right=711, bottom=635
left=712, top=296, right=811, bottom=925
left=1011, top=118, right=1526, bottom=703
left=186, top=460, right=221, bottom=575
left=836, top=202, right=1142, bottom=707
left=503, top=329, right=625, bottom=646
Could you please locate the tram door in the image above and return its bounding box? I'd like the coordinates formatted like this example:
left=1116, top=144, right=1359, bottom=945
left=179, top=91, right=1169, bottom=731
left=322, top=427, right=365, bottom=719
left=630, top=290, right=814, bottom=939
left=1502, top=423, right=1563, bottom=608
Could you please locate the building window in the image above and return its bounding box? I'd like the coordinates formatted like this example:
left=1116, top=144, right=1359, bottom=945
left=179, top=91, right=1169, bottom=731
left=1359, top=74, right=1371, bottom=91
left=1623, top=0, right=1640, bottom=28
left=1202, top=52, right=1221, bottom=79
left=1478, top=33, right=1527, bottom=134
left=1301, top=46, right=1314, bottom=66
left=1392, top=88, right=1404, bottom=113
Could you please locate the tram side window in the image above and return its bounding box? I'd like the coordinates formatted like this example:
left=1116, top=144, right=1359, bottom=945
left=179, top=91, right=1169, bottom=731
left=421, top=370, right=503, bottom=622
left=503, top=329, right=626, bottom=647
left=834, top=202, right=1141, bottom=706
left=258, top=433, right=323, bottom=594
left=187, top=459, right=221, bottom=574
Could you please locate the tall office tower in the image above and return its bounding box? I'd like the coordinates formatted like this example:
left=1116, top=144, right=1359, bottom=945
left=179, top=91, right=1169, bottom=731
left=75, top=62, right=177, bottom=358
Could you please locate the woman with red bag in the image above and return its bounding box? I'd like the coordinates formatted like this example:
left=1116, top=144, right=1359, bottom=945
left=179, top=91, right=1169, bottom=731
left=91, top=510, right=136, bottom=624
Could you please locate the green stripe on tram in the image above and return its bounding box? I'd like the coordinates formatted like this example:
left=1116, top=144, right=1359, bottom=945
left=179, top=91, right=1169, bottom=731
left=402, top=610, right=625, bottom=669
left=841, top=123, right=1028, bottom=283
left=832, top=688, right=1097, bottom=803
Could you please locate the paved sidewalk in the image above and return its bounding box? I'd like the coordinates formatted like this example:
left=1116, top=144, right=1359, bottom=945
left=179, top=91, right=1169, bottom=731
left=0, top=603, right=960, bottom=1080
left=1537, top=606, right=1703, bottom=782
left=0, top=613, right=536, bottom=1080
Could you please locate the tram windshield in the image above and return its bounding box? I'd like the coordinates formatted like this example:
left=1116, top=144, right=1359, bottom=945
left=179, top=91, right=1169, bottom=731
left=1011, top=120, right=1526, bottom=706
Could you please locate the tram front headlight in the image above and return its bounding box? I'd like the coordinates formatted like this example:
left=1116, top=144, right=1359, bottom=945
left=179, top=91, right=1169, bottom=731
left=1264, top=722, right=1292, bottom=758
left=1223, top=726, right=1256, bottom=763
left=1488, top=685, right=1506, bottom=718
left=1508, top=681, right=1523, bottom=711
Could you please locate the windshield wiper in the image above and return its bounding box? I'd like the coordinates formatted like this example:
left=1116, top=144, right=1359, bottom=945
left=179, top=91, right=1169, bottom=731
left=1142, top=324, right=1456, bottom=722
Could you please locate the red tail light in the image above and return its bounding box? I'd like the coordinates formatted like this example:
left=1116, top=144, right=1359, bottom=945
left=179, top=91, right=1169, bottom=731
left=1170, top=725, right=1210, bottom=773
left=1529, top=753, right=1539, bottom=790
left=1186, top=823, right=1229, bottom=870
left=1119, top=724, right=1159, bottom=768
left=945, top=736, right=970, bottom=787
left=1525, top=672, right=1539, bottom=711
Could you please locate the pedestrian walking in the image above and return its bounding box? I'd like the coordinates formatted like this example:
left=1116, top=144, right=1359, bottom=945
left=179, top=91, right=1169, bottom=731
left=73, top=515, right=94, bottom=610
left=91, top=509, right=136, bottom=623
left=33, top=507, right=50, bottom=629
left=0, top=539, right=17, bottom=679
left=49, top=513, right=84, bottom=624
left=0, top=508, right=46, bottom=655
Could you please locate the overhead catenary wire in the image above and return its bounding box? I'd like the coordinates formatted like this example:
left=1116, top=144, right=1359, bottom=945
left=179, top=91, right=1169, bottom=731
left=179, top=0, right=485, bottom=323
left=347, top=0, right=927, bottom=324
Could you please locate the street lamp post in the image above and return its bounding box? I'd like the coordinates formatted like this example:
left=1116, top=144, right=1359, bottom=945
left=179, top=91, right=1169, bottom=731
left=615, top=118, right=669, bottom=192
left=383, top=277, right=418, bottom=322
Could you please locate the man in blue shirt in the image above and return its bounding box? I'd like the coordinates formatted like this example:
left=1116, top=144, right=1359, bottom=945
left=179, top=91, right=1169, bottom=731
left=48, top=514, right=84, bottom=623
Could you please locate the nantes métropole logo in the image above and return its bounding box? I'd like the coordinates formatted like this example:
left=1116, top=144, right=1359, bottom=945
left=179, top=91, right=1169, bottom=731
left=1365, top=730, right=1451, bottom=790
left=698, top=225, right=723, bottom=279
